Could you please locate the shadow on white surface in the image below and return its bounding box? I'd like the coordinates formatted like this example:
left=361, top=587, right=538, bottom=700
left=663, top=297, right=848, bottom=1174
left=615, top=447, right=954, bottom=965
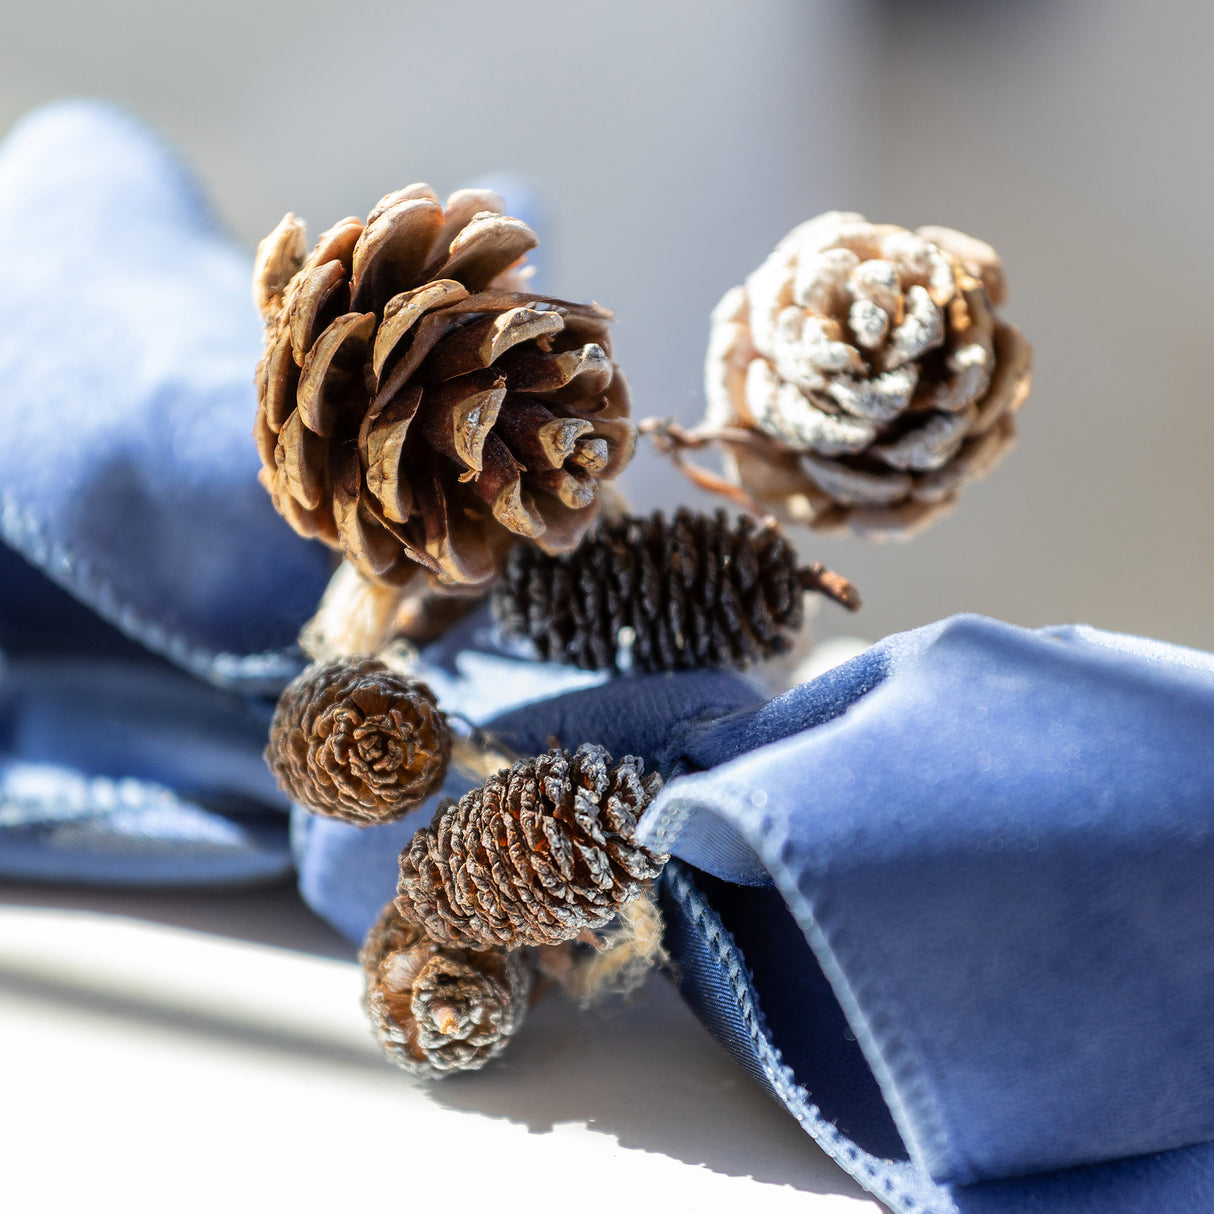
left=433, top=973, right=874, bottom=1197
left=0, top=880, right=883, bottom=1209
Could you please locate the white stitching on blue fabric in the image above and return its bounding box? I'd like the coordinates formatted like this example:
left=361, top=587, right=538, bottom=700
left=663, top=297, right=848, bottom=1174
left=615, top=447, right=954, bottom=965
left=0, top=491, right=302, bottom=690
left=762, top=836, right=958, bottom=1184
left=663, top=862, right=955, bottom=1214
left=639, top=792, right=692, bottom=852
left=0, top=772, right=192, bottom=828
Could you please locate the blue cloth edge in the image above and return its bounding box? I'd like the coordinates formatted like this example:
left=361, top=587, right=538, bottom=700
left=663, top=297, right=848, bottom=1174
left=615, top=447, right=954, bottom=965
left=662, top=860, right=952, bottom=1213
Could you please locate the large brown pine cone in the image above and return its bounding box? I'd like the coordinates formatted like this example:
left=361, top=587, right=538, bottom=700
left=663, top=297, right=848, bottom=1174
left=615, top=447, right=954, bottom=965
left=396, top=744, right=666, bottom=949
left=704, top=213, right=1032, bottom=537
left=492, top=508, right=859, bottom=673
left=253, top=186, right=635, bottom=589
left=266, top=659, right=450, bottom=825
left=360, top=900, right=533, bottom=1078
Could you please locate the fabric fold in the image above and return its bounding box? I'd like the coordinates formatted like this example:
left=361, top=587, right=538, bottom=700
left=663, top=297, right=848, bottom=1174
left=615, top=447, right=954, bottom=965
left=0, top=100, right=330, bottom=691
left=640, top=615, right=1214, bottom=1199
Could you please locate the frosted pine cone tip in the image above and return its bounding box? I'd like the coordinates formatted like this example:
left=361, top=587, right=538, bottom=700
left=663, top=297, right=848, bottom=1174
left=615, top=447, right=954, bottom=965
left=254, top=185, right=635, bottom=589
left=703, top=212, right=1032, bottom=538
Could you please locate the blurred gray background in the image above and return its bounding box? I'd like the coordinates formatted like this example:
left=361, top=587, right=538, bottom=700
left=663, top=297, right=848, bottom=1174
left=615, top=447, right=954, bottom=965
left=2, top=0, right=1210, bottom=650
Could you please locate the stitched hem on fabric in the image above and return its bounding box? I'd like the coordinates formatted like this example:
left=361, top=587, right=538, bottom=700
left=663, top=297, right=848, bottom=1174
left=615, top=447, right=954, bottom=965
left=654, top=779, right=959, bottom=1183
left=641, top=793, right=693, bottom=854
left=0, top=767, right=293, bottom=886
left=786, top=873, right=956, bottom=1181
left=0, top=770, right=197, bottom=828
left=663, top=861, right=954, bottom=1214
left=0, top=491, right=303, bottom=692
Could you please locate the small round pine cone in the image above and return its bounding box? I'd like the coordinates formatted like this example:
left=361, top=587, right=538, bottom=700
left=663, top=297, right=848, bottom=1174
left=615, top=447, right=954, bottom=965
left=266, top=659, right=450, bottom=825
left=253, top=186, right=635, bottom=590
left=396, top=743, right=666, bottom=950
left=360, top=900, right=532, bottom=1078
left=491, top=507, right=859, bottom=673
left=704, top=213, right=1032, bottom=537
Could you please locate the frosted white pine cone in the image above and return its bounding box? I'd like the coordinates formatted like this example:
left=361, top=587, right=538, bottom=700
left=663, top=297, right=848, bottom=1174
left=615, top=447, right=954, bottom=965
left=704, top=213, right=1032, bottom=537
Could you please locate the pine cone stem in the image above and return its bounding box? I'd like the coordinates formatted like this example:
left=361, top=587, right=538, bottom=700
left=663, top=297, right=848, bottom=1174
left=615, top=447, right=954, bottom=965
left=300, top=561, right=409, bottom=661
left=638, top=418, right=766, bottom=517
left=798, top=562, right=862, bottom=611
left=536, top=887, right=668, bottom=1006
left=448, top=731, right=519, bottom=783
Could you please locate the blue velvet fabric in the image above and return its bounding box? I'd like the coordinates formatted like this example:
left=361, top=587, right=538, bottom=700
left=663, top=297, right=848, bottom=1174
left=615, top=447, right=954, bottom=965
left=0, top=100, right=332, bottom=689
left=642, top=617, right=1214, bottom=1186
left=2, top=101, right=1214, bottom=1214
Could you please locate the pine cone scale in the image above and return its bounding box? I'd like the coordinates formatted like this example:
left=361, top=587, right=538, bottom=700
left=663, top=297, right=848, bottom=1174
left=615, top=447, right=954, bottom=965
left=332, top=461, right=407, bottom=579
left=972, top=323, right=1032, bottom=432
left=431, top=212, right=540, bottom=291
left=364, top=398, right=424, bottom=526
left=498, top=343, right=612, bottom=397
left=255, top=186, right=633, bottom=587
left=276, top=411, right=326, bottom=511
left=349, top=197, right=445, bottom=310
left=252, top=213, right=306, bottom=317
left=295, top=311, right=374, bottom=436
left=259, top=328, right=299, bottom=432
left=370, top=280, right=468, bottom=379
left=496, top=400, right=592, bottom=469
left=423, top=189, right=496, bottom=258
left=416, top=372, right=505, bottom=471
left=288, top=260, right=349, bottom=363
left=308, top=217, right=363, bottom=273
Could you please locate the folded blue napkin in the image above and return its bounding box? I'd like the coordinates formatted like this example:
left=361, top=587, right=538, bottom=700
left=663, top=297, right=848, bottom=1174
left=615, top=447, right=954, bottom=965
left=2, top=101, right=1212, bottom=1214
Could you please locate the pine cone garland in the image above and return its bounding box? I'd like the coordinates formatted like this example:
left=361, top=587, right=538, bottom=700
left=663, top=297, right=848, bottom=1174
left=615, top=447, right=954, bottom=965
left=703, top=213, right=1032, bottom=537
left=360, top=900, right=532, bottom=1078
left=253, top=187, right=635, bottom=589
left=266, top=659, right=450, bottom=825
left=491, top=508, right=859, bottom=673
left=396, top=744, right=666, bottom=949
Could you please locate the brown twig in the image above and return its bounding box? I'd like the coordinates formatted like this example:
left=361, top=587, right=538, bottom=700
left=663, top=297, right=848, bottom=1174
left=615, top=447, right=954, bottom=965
left=798, top=562, right=862, bottom=612
left=637, top=417, right=765, bottom=517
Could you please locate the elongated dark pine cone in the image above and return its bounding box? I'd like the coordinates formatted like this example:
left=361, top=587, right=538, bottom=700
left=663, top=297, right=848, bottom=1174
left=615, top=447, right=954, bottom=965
left=396, top=743, right=666, bottom=949
left=491, top=508, right=860, bottom=673
left=266, top=659, right=450, bottom=825
left=360, top=900, right=532, bottom=1078
left=253, top=186, right=635, bottom=590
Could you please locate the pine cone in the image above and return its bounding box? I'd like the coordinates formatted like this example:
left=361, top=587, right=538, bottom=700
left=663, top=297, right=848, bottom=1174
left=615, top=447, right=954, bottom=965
left=253, top=186, right=635, bottom=589
left=396, top=744, right=666, bottom=949
left=360, top=900, right=532, bottom=1078
left=266, top=659, right=450, bottom=825
left=491, top=508, right=859, bottom=673
left=704, top=213, right=1032, bottom=537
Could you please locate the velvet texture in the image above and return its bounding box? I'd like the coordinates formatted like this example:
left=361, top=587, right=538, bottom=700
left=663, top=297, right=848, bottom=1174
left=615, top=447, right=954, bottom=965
left=2, top=102, right=1213, bottom=1214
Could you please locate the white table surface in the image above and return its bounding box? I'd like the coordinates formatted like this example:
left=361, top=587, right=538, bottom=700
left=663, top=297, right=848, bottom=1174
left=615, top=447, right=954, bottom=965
left=0, top=880, right=886, bottom=1213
